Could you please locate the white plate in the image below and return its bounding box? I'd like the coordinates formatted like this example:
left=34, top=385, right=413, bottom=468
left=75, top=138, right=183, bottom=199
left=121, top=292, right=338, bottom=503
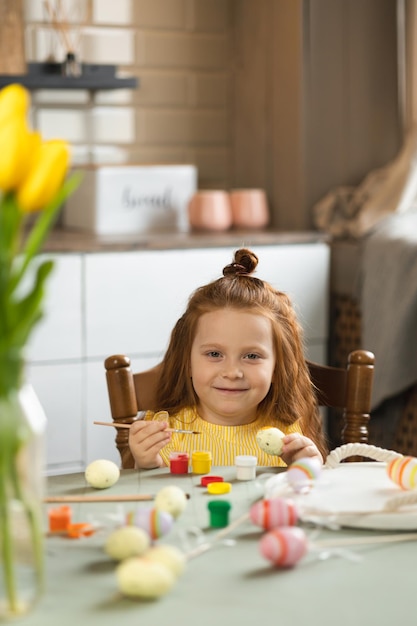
left=266, top=462, right=417, bottom=531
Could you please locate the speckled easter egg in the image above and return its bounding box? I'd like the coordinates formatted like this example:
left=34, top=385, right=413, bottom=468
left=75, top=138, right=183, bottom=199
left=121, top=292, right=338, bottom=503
left=84, top=459, right=120, bottom=489
left=154, top=485, right=188, bottom=519
left=256, top=427, right=285, bottom=456
left=126, top=507, right=174, bottom=540
left=259, top=526, right=308, bottom=568
left=250, top=498, right=298, bottom=530
left=105, top=526, right=150, bottom=561
left=286, top=457, right=322, bottom=493
left=387, top=456, right=417, bottom=490
left=116, top=557, right=176, bottom=599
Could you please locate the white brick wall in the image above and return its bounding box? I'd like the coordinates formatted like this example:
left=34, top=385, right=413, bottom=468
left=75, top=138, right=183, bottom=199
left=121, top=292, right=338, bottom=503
left=23, top=0, right=234, bottom=188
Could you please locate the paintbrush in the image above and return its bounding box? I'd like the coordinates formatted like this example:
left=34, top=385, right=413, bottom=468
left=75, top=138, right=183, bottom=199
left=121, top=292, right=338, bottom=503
left=93, top=421, right=200, bottom=434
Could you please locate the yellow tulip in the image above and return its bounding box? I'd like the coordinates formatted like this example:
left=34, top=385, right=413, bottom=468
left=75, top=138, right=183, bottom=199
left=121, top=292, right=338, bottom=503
left=0, top=118, right=40, bottom=191
left=0, top=84, right=29, bottom=129
left=17, top=140, right=70, bottom=213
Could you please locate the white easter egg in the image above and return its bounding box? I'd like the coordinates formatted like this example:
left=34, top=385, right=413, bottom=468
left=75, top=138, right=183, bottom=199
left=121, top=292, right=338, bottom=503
left=256, top=427, right=285, bottom=456
left=145, top=545, right=186, bottom=578
left=387, top=456, right=417, bottom=490
left=129, top=507, right=174, bottom=539
left=85, top=459, right=120, bottom=489
left=154, top=485, right=188, bottom=519
left=286, top=456, right=322, bottom=492
left=105, top=526, right=150, bottom=561
left=116, top=557, right=176, bottom=599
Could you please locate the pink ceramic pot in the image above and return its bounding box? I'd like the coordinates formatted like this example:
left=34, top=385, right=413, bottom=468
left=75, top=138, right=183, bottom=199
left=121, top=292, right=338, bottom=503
left=188, top=191, right=232, bottom=231
left=229, top=189, right=269, bottom=229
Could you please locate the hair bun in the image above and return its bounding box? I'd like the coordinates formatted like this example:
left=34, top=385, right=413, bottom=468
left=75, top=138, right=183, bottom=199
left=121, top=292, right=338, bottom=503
left=222, top=248, right=259, bottom=277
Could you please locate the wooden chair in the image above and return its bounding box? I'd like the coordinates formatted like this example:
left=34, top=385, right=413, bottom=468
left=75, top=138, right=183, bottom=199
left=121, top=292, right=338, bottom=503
left=104, top=350, right=375, bottom=469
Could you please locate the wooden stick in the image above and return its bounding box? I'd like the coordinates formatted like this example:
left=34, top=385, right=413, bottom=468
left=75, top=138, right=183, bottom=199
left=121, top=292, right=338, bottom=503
left=186, top=511, right=251, bottom=560
left=45, top=492, right=191, bottom=504
left=93, top=421, right=200, bottom=434
left=315, top=533, right=417, bottom=548
left=44, top=494, right=154, bottom=503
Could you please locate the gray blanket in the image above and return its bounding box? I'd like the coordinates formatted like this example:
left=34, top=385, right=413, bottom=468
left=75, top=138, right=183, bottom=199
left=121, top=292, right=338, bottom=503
left=360, top=209, right=417, bottom=410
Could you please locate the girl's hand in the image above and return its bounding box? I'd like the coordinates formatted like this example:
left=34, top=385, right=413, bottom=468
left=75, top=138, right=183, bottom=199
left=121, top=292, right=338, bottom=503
left=128, top=420, right=172, bottom=469
left=281, top=433, right=323, bottom=466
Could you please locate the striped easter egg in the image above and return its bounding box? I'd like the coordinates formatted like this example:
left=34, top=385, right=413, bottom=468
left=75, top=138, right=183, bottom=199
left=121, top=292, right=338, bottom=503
left=249, top=498, right=298, bottom=530
left=286, top=457, right=322, bottom=493
left=126, top=507, right=174, bottom=540
left=386, top=456, right=417, bottom=490
left=259, top=527, right=308, bottom=567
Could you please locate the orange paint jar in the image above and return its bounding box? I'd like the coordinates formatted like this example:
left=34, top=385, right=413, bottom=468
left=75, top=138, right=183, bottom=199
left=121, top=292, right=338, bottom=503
left=48, top=506, right=72, bottom=533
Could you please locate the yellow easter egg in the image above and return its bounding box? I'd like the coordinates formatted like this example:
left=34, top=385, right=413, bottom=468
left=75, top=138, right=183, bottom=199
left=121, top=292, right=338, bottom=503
left=256, top=427, right=285, bottom=456
left=116, top=557, right=176, bottom=599
left=145, top=545, right=186, bottom=578
left=105, top=526, right=150, bottom=561
left=85, top=459, right=120, bottom=489
left=154, top=485, right=188, bottom=519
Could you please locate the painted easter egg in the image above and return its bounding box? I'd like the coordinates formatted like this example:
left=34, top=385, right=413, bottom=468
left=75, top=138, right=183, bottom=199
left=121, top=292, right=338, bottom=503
left=154, top=485, right=188, bottom=519
left=250, top=498, right=298, bottom=530
left=387, top=456, right=417, bottom=490
left=256, top=427, right=285, bottom=456
left=286, top=457, right=322, bottom=493
left=85, top=459, right=120, bottom=489
left=259, top=526, right=308, bottom=568
left=116, top=557, right=176, bottom=599
left=126, top=507, right=174, bottom=540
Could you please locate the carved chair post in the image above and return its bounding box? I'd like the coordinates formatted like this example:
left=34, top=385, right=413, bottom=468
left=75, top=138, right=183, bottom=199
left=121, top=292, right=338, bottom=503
left=342, top=350, right=375, bottom=457
left=104, top=355, right=138, bottom=468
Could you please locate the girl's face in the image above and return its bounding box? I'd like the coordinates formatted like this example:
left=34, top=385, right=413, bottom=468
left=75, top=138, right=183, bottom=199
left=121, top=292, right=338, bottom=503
left=190, top=308, right=276, bottom=425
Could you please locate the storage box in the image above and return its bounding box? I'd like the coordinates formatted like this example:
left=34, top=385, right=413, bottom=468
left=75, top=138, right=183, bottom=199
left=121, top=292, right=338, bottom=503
left=63, top=164, right=197, bottom=235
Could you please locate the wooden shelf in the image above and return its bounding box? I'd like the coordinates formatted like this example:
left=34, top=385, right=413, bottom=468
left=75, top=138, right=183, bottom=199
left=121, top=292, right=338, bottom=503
left=0, top=62, right=138, bottom=90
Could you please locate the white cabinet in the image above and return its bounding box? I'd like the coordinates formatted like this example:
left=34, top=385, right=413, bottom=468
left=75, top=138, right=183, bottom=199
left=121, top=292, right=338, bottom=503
left=27, top=362, right=85, bottom=475
left=25, top=255, right=83, bottom=362
left=85, top=248, right=234, bottom=358
left=27, top=241, right=329, bottom=475
left=25, top=255, right=84, bottom=476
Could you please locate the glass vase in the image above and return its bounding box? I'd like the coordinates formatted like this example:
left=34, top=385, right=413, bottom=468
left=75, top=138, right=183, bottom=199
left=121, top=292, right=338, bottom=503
left=0, top=383, right=46, bottom=618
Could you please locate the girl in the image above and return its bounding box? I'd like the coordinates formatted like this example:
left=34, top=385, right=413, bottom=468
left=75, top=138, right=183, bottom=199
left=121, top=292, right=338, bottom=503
left=129, top=248, right=327, bottom=469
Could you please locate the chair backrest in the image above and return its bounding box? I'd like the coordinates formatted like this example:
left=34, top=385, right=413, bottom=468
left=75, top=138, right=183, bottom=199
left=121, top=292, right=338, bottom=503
left=104, top=349, right=375, bottom=468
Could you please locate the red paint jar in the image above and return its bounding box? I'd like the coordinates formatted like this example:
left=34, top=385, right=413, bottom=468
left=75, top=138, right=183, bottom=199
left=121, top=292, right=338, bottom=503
left=169, top=452, right=189, bottom=474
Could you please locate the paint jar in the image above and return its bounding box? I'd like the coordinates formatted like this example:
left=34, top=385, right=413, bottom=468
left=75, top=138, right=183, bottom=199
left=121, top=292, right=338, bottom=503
left=191, top=451, right=212, bottom=474
left=169, top=452, right=189, bottom=474
left=235, top=455, right=257, bottom=481
left=208, top=501, right=231, bottom=528
left=48, top=505, right=72, bottom=532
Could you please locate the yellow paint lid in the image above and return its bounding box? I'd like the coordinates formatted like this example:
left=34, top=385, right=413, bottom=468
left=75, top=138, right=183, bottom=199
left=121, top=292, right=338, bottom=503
left=207, top=482, right=232, bottom=495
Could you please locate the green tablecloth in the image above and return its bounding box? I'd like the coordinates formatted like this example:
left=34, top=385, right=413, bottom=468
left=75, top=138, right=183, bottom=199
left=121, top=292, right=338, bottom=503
left=19, top=467, right=416, bottom=626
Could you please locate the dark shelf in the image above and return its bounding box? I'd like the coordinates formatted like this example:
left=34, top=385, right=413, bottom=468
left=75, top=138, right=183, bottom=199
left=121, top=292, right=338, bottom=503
left=0, top=62, right=138, bottom=91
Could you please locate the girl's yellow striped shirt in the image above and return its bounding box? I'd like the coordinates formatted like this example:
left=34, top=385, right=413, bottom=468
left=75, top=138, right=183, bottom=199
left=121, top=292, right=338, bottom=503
left=144, top=406, right=303, bottom=467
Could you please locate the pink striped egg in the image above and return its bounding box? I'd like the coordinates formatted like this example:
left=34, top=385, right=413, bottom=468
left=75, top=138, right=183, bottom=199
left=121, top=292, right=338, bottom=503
left=259, top=527, right=308, bottom=568
left=387, top=456, right=417, bottom=490
left=126, top=507, right=174, bottom=540
left=250, top=498, right=298, bottom=530
left=286, top=457, right=322, bottom=492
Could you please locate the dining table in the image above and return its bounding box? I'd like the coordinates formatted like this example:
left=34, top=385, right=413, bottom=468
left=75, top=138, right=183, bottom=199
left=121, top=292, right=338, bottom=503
left=20, top=465, right=416, bottom=626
